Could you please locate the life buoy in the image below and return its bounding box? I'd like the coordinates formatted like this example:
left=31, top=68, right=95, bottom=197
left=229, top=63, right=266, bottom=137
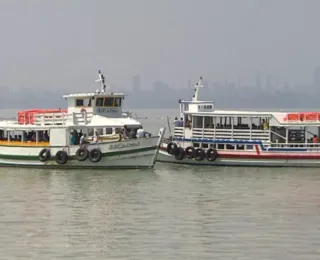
left=175, top=147, right=185, bottom=160
left=167, top=142, right=178, bottom=155
left=185, top=146, right=196, bottom=159
left=55, top=150, right=68, bottom=165
left=75, top=147, right=89, bottom=161
left=39, top=148, right=50, bottom=162
left=195, top=148, right=205, bottom=161
left=89, top=148, right=102, bottom=163
left=81, top=107, right=86, bottom=113
left=206, top=148, right=218, bottom=161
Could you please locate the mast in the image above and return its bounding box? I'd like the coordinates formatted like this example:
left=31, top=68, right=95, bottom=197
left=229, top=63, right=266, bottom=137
left=192, top=77, right=203, bottom=101
left=96, top=70, right=107, bottom=93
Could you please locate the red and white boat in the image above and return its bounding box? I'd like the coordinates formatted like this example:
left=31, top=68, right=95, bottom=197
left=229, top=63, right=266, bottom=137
left=157, top=77, right=320, bottom=167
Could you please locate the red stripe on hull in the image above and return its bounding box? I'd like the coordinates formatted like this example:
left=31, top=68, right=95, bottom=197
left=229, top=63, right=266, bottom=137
left=159, top=147, right=320, bottom=160
left=255, top=145, right=260, bottom=155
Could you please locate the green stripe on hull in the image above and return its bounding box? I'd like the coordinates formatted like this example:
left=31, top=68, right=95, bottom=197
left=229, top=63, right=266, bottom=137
left=0, top=146, right=158, bottom=161
left=0, top=163, right=154, bottom=170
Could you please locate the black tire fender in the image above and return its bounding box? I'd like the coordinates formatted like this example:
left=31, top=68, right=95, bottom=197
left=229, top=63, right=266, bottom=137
left=206, top=148, right=218, bottom=161
left=39, top=148, right=51, bottom=162
left=75, top=147, right=89, bottom=161
left=89, top=148, right=102, bottom=163
left=167, top=142, right=178, bottom=155
left=195, top=148, right=205, bottom=161
left=175, top=147, right=185, bottom=160
left=185, top=146, right=196, bottom=159
left=55, top=150, right=68, bottom=165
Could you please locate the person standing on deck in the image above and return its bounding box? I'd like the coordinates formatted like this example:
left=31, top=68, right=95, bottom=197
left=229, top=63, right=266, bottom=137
left=312, top=135, right=319, bottom=143
left=92, top=131, right=99, bottom=143
left=69, top=132, right=76, bottom=145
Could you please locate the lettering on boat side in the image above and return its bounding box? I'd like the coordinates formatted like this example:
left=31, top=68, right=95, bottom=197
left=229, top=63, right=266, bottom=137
left=109, top=141, right=140, bottom=150
left=96, top=107, right=119, bottom=113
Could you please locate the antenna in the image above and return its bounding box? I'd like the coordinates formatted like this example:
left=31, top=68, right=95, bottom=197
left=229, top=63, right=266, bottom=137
left=192, top=76, right=203, bottom=101
left=95, top=70, right=107, bottom=92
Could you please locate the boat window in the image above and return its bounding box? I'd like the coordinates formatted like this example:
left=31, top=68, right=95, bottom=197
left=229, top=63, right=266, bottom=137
left=114, top=97, right=122, bottom=107
left=192, top=116, right=203, bottom=128
left=204, top=116, right=213, bottom=128
left=246, top=145, right=253, bottom=150
left=202, top=143, right=209, bottom=148
left=96, top=128, right=103, bottom=135
left=217, top=144, right=224, bottom=149
left=96, top=98, right=104, bottom=107
left=104, top=97, right=114, bottom=107
left=88, top=128, right=94, bottom=136
left=105, top=128, right=112, bottom=134
left=76, top=99, right=84, bottom=107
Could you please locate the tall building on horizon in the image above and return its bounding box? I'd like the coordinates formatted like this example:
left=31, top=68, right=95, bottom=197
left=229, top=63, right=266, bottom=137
left=313, top=67, right=320, bottom=93
left=133, top=74, right=140, bottom=92
left=255, top=71, right=261, bottom=90
left=188, top=79, right=192, bottom=89
left=266, top=74, right=272, bottom=89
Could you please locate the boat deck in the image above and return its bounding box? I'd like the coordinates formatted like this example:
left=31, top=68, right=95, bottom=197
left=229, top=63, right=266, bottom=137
left=0, top=141, right=50, bottom=147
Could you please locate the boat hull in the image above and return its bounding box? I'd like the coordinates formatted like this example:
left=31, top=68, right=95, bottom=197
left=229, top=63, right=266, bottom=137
left=0, top=131, right=165, bottom=170
left=157, top=144, right=320, bottom=168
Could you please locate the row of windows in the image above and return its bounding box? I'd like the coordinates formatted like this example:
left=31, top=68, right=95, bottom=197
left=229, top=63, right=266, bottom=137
left=198, top=105, right=213, bottom=109
left=75, top=97, right=122, bottom=108
left=95, top=97, right=122, bottom=107
left=194, top=142, right=253, bottom=150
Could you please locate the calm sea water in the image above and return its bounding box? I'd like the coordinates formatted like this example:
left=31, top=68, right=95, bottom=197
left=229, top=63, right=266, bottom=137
left=0, top=109, right=320, bottom=259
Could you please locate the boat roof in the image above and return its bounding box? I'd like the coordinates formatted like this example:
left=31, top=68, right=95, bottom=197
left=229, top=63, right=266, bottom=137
left=0, top=115, right=142, bottom=130
left=62, top=92, right=125, bottom=98
left=86, top=115, right=141, bottom=127
left=184, top=109, right=278, bottom=117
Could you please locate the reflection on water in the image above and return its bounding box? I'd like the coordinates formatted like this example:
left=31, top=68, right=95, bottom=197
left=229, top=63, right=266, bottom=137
left=0, top=166, right=320, bottom=259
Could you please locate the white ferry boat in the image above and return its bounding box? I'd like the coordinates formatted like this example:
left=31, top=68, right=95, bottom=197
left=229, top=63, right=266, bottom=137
left=0, top=71, right=165, bottom=169
left=157, top=77, right=320, bottom=167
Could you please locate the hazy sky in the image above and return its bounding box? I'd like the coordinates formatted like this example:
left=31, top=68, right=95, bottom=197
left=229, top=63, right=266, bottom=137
left=0, top=0, right=319, bottom=92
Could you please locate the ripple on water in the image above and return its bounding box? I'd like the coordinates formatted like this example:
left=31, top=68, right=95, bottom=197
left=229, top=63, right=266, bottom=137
left=0, top=166, right=319, bottom=259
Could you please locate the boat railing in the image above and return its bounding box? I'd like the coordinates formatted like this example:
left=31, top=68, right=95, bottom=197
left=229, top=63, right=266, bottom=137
left=193, top=128, right=270, bottom=141
left=173, top=126, right=270, bottom=140
left=33, top=112, right=94, bottom=126
left=174, top=127, right=184, bottom=136
left=265, top=142, right=320, bottom=150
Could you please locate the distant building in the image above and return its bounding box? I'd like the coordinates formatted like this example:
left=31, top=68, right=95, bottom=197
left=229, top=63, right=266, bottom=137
left=202, top=80, right=209, bottom=89
left=255, top=71, right=261, bottom=90
left=313, top=67, right=320, bottom=92
left=153, top=80, right=170, bottom=92
left=266, top=74, right=271, bottom=89
left=133, top=75, right=140, bottom=92
left=187, top=79, right=192, bottom=89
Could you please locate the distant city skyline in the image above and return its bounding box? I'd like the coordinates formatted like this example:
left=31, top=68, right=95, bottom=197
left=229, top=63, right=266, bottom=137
left=1, top=65, right=319, bottom=111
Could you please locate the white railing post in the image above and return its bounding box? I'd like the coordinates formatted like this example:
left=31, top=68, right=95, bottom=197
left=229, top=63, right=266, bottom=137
left=202, top=116, right=204, bottom=140
left=84, top=111, right=87, bottom=125
left=231, top=117, right=234, bottom=140
left=213, top=117, right=216, bottom=140
left=249, top=117, right=252, bottom=140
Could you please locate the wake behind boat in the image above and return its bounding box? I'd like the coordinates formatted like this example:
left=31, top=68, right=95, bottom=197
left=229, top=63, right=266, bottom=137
left=0, top=70, right=165, bottom=169
left=157, top=77, right=320, bottom=167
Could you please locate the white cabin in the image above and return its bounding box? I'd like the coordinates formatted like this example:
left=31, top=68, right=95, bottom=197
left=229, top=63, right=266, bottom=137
left=0, top=71, right=143, bottom=147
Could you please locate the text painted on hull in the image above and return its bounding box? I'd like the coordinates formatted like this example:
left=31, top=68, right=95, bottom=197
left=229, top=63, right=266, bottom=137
left=109, top=141, right=140, bottom=150
left=96, top=108, right=119, bottom=113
